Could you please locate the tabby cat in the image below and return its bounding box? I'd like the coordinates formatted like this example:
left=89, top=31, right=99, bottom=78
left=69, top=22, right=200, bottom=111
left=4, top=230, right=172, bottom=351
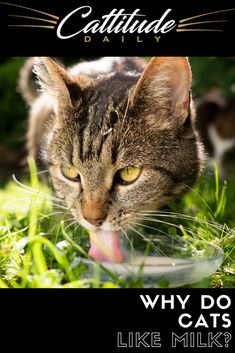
left=19, top=57, right=203, bottom=262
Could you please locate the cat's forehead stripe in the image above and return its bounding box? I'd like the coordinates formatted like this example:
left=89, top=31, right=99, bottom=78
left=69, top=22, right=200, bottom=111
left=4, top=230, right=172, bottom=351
left=76, top=73, right=138, bottom=162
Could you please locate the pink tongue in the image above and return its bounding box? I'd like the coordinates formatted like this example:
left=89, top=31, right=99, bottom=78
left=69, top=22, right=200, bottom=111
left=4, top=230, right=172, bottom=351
left=88, top=230, right=123, bottom=263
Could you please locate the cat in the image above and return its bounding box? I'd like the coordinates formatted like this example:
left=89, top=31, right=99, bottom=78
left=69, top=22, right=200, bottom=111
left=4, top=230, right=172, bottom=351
left=18, top=56, right=204, bottom=262
left=196, top=95, right=235, bottom=177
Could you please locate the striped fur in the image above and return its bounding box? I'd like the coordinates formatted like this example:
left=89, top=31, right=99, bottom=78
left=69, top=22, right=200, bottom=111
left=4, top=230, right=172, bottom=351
left=19, top=57, right=204, bottom=232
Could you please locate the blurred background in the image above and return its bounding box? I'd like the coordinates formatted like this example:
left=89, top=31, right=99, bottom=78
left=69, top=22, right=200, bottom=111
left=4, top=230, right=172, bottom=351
left=0, top=57, right=235, bottom=184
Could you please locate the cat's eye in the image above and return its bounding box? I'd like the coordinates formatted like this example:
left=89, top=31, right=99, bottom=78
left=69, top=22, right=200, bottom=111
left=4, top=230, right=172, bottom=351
left=116, top=166, right=141, bottom=185
left=61, top=166, right=80, bottom=181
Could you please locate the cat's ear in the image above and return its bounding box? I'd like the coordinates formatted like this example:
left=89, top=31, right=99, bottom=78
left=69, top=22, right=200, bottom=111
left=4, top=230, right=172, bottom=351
left=130, top=57, right=192, bottom=125
left=33, top=57, right=90, bottom=116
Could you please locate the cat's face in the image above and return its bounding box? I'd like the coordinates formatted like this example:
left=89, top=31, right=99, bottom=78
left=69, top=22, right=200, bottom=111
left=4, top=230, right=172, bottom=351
left=35, top=57, right=203, bottom=261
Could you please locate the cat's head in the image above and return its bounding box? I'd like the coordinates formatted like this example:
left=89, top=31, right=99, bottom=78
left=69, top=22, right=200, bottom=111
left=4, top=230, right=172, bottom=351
left=34, top=57, right=203, bottom=260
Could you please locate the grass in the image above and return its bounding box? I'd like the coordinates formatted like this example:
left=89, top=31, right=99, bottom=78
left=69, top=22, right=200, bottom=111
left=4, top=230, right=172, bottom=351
left=0, top=160, right=235, bottom=288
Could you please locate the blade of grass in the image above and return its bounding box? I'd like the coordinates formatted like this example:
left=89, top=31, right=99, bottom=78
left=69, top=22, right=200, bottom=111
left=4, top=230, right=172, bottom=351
left=30, top=236, right=76, bottom=281
left=29, top=158, right=47, bottom=275
left=215, top=181, right=227, bottom=218
left=22, top=158, right=47, bottom=282
left=214, top=163, right=219, bottom=205
left=0, top=277, right=8, bottom=288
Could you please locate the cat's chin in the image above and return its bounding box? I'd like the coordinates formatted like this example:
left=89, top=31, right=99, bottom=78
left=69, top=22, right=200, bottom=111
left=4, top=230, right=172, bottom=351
left=88, top=229, right=123, bottom=263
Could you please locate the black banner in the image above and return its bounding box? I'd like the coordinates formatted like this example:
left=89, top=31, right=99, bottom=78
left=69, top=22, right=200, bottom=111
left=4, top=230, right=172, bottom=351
left=0, top=289, right=233, bottom=352
left=0, top=0, right=235, bottom=55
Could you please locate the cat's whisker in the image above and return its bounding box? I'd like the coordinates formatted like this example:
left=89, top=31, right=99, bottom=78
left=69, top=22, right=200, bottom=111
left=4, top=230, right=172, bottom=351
left=147, top=242, right=169, bottom=257
left=2, top=197, right=41, bottom=205
left=15, top=191, right=68, bottom=211
left=136, top=215, right=228, bottom=244
left=183, top=183, right=214, bottom=215
left=46, top=202, right=68, bottom=211
left=138, top=211, right=221, bottom=228
left=134, top=218, right=207, bottom=246
left=72, top=223, right=81, bottom=234
left=136, top=221, right=209, bottom=248
left=133, top=219, right=175, bottom=238
left=138, top=209, right=226, bottom=228
left=138, top=211, right=231, bottom=235
left=125, top=225, right=146, bottom=241
left=37, top=211, right=65, bottom=219
left=11, top=185, right=68, bottom=211
left=13, top=184, right=59, bottom=204
left=64, top=217, right=77, bottom=223
left=2, top=196, right=68, bottom=213
left=128, top=225, right=168, bottom=257
left=133, top=221, right=187, bottom=245
left=135, top=215, right=201, bottom=239
left=23, top=169, right=49, bottom=177
left=64, top=220, right=78, bottom=231
left=121, top=227, right=136, bottom=257
left=136, top=214, right=190, bottom=230
left=12, top=174, right=63, bottom=203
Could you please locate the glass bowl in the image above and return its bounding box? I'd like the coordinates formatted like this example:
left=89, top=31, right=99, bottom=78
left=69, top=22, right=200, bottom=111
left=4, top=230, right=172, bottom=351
left=80, top=235, right=224, bottom=287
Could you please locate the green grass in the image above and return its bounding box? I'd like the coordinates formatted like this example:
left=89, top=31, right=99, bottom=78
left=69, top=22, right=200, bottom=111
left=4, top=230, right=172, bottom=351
left=0, top=160, right=235, bottom=288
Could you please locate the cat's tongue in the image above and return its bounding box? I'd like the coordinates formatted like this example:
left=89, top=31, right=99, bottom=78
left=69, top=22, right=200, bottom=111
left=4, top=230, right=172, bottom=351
left=88, top=230, right=123, bottom=263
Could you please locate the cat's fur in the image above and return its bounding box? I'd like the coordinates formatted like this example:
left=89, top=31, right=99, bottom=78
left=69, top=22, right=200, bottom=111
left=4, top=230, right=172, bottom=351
left=19, top=57, right=204, bottom=261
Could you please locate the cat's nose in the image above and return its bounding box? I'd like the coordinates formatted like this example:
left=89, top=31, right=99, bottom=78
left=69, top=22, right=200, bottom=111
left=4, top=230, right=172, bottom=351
left=84, top=216, right=106, bottom=227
